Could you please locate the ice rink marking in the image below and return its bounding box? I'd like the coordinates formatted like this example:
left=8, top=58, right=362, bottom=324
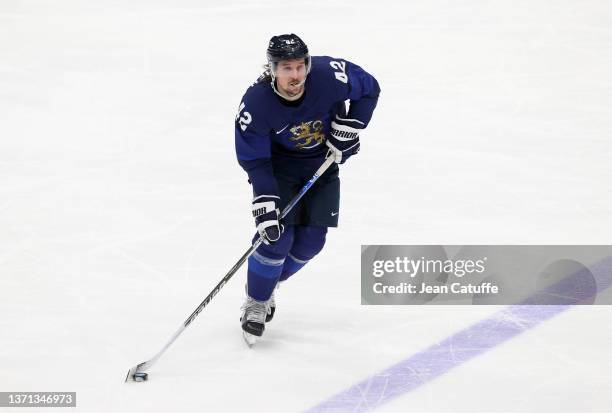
left=306, top=255, right=612, bottom=412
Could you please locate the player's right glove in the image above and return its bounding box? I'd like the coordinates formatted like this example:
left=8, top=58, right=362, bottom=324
left=252, top=195, right=281, bottom=244
left=326, top=115, right=363, bottom=164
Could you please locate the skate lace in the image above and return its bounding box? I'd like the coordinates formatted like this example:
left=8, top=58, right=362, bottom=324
left=241, top=297, right=267, bottom=323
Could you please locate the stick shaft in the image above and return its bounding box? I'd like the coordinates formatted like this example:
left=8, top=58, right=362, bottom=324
left=131, top=156, right=335, bottom=374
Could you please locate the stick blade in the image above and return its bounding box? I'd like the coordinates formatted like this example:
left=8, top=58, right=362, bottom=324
left=124, top=362, right=146, bottom=382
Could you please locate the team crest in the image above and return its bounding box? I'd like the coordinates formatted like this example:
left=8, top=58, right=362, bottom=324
left=289, top=120, right=325, bottom=149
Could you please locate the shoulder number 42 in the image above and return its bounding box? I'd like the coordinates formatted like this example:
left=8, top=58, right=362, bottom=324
left=236, top=102, right=252, bottom=131
left=330, top=60, right=348, bottom=83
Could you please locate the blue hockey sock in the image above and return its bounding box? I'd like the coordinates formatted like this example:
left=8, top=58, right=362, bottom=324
left=247, top=252, right=285, bottom=301
left=279, top=253, right=309, bottom=281
left=247, top=226, right=294, bottom=301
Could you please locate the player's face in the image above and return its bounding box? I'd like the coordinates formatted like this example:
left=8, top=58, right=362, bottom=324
left=275, top=59, right=307, bottom=97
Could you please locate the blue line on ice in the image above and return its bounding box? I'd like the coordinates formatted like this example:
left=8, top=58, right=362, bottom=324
left=305, top=255, right=612, bottom=412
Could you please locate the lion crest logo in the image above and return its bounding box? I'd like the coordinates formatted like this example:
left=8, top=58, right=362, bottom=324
left=289, top=120, right=325, bottom=149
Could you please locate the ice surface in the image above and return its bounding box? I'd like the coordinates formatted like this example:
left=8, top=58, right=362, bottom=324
left=1, top=1, right=611, bottom=412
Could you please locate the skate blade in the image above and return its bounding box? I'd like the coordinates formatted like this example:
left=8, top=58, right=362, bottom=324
left=242, top=331, right=258, bottom=347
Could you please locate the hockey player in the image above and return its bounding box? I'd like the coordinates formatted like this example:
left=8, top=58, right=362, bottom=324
left=235, top=34, right=380, bottom=344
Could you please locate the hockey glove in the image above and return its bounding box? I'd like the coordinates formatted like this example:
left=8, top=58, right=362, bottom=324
left=252, top=195, right=281, bottom=244
left=326, top=115, right=363, bottom=164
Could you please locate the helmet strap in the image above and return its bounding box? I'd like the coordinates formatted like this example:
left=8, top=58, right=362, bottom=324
left=268, top=57, right=310, bottom=101
left=271, top=78, right=305, bottom=101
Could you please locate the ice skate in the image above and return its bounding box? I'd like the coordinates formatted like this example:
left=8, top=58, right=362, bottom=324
left=243, top=283, right=276, bottom=323
left=240, top=295, right=267, bottom=347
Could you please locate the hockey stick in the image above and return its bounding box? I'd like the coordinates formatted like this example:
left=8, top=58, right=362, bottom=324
left=125, top=155, right=335, bottom=382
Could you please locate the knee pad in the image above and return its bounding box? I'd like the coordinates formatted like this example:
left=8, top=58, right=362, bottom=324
left=251, top=225, right=295, bottom=262
left=279, top=226, right=327, bottom=282
left=290, top=226, right=327, bottom=261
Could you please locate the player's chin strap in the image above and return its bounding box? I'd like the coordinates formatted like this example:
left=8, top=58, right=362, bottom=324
left=271, top=79, right=305, bottom=101
left=125, top=154, right=335, bottom=382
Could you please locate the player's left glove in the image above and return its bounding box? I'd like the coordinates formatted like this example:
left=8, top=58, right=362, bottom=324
left=326, top=115, right=363, bottom=164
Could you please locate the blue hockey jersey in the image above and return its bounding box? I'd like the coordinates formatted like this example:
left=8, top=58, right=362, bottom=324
left=234, top=55, right=380, bottom=196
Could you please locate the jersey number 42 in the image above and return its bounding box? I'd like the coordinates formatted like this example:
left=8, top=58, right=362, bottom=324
left=330, top=60, right=348, bottom=84
left=236, top=102, right=252, bottom=131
